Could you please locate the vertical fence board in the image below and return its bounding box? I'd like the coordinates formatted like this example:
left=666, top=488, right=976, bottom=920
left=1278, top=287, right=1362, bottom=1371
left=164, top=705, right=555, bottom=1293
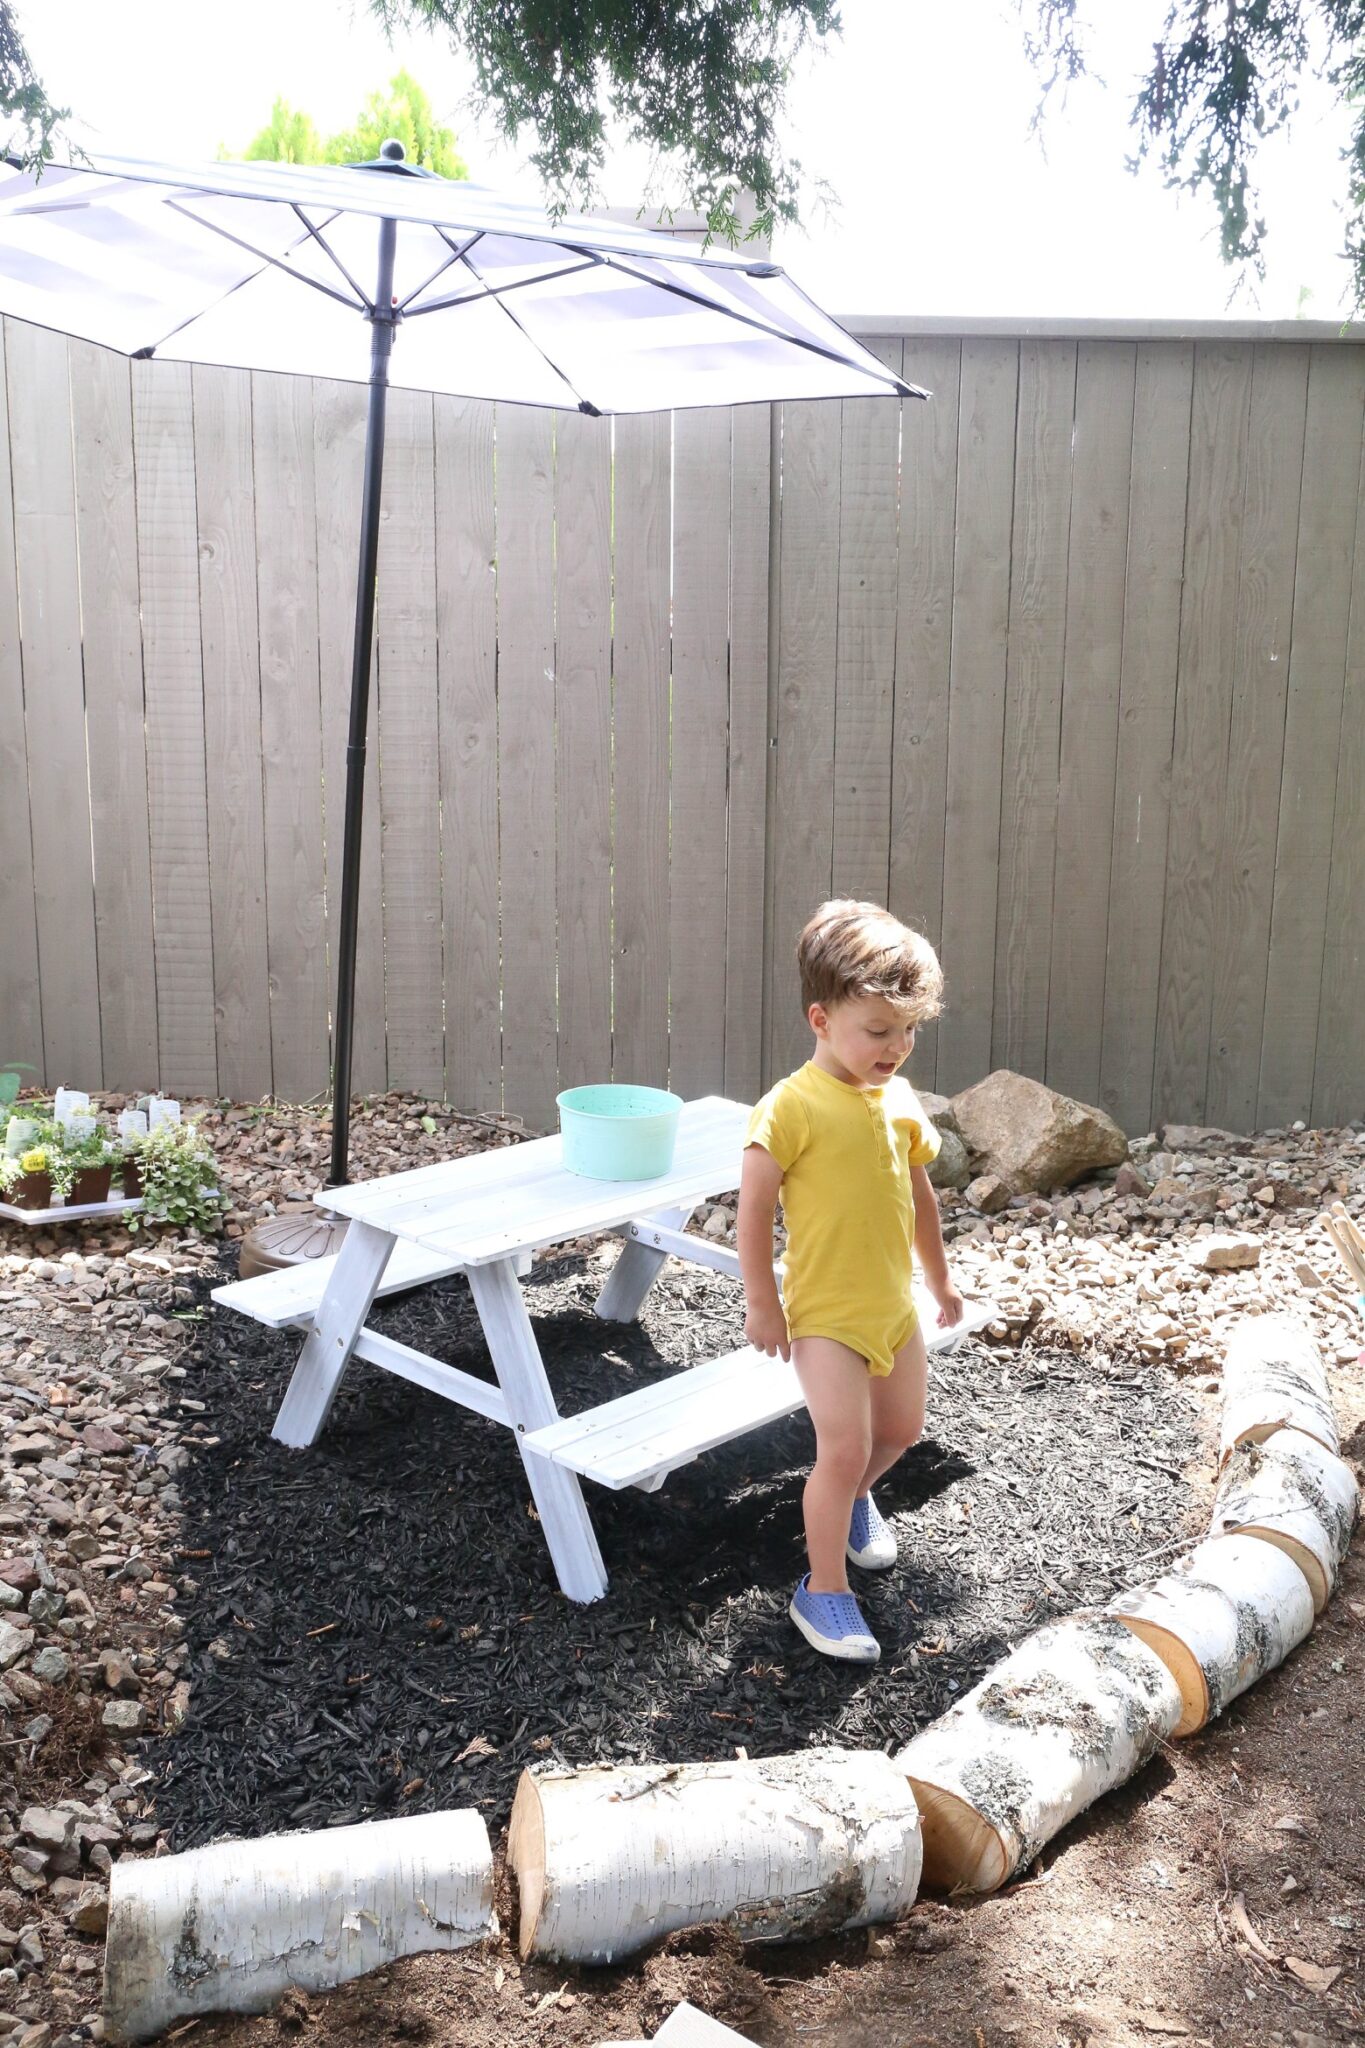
left=555, top=410, right=613, bottom=1093
left=1153, top=343, right=1253, bottom=1125
left=313, top=382, right=386, bottom=1103
left=768, top=400, right=842, bottom=1078
left=1258, top=347, right=1365, bottom=1125
left=1099, top=343, right=1193, bottom=1134
left=832, top=364, right=900, bottom=905
left=937, top=338, right=1018, bottom=1095
left=376, top=389, right=443, bottom=1097
left=252, top=374, right=329, bottom=1105
left=1206, top=344, right=1310, bottom=1129
left=1315, top=421, right=1365, bottom=1125
left=891, top=339, right=960, bottom=1092
left=435, top=395, right=501, bottom=1112
left=670, top=409, right=732, bottom=1099
left=724, top=402, right=772, bottom=1103
left=191, top=365, right=271, bottom=1102
left=1046, top=341, right=1136, bottom=1106
left=70, top=340, right=158, bottom=1093
left=612, top=413, right=672, bottom=1088
left=131, top=361, right=218, bottom=1096
left=7, top=324, right=102, bottom=1089
left=496, top=405, right=558, bottom=1128
left=0, top=322, right=42, bottom=1074
left=992, top=340, right=1075, bottom=1078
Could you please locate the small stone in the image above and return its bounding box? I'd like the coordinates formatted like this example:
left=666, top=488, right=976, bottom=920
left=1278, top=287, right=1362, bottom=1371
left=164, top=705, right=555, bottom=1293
left=100, top=1700, right=147, bottom=1736
left=20, top=1809, right=75, bottom=1853
left=1113, top=1162, right=1150, bottom=1198
left=0, top=1563, right=38, bottom=1597
left=20, top=1718, right=52, bottom=1746
left=1192, top=1234, right=1261, bottom=1272
left=0, top=1587, right=22, bottom=1614
left=63, top=1533, right=99, bottom=1564
left=67, top=1891, right=107, bottom=1938
left=29, top=1649, right=69, bottom=1685
left=964, top=1174, right=1010, bottom=1214
left=25, top=1591, right=63, bottom=1626
left=1252, top=1184, right=1276, bottom=1207
left=97, top=1654, right=139, bottom=1698
left=1294, top=1261, right=1324, bottom=1289
left=16, top=2025, right=52, bottom=2048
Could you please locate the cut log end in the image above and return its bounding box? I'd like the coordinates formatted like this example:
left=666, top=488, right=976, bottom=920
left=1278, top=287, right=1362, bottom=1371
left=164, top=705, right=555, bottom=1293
left=907, top=1778, right=1008, bottom=1895
left=1111, top=1616, right=1210, bottom=1739
left=507, top=1771, right=546, bottom=1962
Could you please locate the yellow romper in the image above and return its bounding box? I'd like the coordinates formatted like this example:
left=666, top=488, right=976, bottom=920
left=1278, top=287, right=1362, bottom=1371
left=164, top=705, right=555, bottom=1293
left=746, top=1062, right=941, bottom=1376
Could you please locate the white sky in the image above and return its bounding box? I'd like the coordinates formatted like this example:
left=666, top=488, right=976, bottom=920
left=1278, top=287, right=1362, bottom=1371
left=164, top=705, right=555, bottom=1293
left=16, top=0, right=1360, bottom=320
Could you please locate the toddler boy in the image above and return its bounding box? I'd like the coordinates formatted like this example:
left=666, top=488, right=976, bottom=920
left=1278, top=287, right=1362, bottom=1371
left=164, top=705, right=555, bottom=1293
left=737, top=899, right=962, bottom=1663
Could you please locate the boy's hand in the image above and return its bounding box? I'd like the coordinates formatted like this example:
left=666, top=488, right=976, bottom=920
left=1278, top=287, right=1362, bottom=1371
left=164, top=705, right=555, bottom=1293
left=928, top=1276, right=965, bottom=1328
left=745, top=1301, right=791, bottom=1361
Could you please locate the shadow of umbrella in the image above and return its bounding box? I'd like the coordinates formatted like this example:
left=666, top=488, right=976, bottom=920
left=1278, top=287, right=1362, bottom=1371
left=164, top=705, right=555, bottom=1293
left=0, top=143, right=923, bottom=1215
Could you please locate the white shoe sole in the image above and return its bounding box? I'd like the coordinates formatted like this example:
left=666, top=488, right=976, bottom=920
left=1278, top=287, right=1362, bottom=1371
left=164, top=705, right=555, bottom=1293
left=846, top=1536, right=898, bottom=1571
left=789, top=1598, right=880, bottom=1664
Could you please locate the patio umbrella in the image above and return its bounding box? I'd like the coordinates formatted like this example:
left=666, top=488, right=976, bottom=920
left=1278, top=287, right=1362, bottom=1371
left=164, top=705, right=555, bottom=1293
left=0, top=145, right=923, bottom=1185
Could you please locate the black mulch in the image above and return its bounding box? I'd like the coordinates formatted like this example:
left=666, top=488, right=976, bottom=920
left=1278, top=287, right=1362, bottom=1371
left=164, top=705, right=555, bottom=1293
left=147, top=1253, right=1202, bottom=1848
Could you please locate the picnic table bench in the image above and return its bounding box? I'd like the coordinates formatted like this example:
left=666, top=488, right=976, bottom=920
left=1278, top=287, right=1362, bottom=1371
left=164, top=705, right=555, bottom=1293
left=213, top=1096, right=995, bottom=1602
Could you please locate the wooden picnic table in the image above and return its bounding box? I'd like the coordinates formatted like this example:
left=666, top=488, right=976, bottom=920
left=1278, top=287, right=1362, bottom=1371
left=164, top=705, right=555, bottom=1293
left=213, top=1095, right=994, bottom=1603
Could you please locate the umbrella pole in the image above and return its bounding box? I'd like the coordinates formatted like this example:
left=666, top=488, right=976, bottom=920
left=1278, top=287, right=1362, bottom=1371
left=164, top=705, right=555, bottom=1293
left=328, top=216, right=399, bottom=1188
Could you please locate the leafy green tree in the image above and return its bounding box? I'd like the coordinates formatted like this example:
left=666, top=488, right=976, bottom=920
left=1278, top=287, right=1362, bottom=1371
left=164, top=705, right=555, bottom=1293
left=323, top=67, right=468, bottom=176
left=1026, top=0, right=1365, bottom=299
left=1, top=0, right=65, bottom=171
left=368, top=0, right=839, bottom=244
left=244, top=98, right=325, bottom=166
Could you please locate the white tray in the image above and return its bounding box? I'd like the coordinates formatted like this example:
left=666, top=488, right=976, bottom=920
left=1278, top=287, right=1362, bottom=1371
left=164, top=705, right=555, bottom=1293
left=0, top=1195, right=143, bottom=1226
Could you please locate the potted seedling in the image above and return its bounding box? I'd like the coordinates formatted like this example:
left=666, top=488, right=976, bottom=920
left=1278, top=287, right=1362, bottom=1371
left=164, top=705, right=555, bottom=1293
left=130, top=1119, right=225, bottom=1235
left=0, top=1140, right=71, bottom=1211
left=64, top=1126, right=123, bottom=1207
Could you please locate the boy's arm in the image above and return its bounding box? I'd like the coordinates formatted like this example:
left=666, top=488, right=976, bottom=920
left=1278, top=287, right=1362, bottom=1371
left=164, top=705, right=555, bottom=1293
left=911, top=1162, right=964, bottom=1327
left=737, top=1143, right=791, bottom=1360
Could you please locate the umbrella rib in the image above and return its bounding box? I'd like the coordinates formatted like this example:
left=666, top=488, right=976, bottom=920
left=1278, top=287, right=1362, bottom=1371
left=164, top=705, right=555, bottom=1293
left=393, top=229, right=485, bottom=315
left=164, top=196, right=368, bottom=312
left=596, top=253, right=921, bottom=395
left=402, top=253, right=603, bottom=320
left=288, top=204, right=374, bottom=309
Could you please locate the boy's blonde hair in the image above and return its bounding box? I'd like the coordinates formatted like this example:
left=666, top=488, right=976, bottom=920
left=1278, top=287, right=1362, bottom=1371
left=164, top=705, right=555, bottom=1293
left=797, top=899, right=944, bottom=1021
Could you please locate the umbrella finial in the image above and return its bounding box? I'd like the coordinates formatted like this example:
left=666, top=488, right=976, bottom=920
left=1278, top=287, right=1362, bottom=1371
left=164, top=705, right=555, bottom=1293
left=380, top=139, right=406, bottom=163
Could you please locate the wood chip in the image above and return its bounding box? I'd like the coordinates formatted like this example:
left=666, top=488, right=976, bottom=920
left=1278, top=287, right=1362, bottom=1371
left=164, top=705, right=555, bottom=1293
left=1228, top=1893, right=1278, bottom=1962
left=1283, top=1958, right=1342, bottom=1992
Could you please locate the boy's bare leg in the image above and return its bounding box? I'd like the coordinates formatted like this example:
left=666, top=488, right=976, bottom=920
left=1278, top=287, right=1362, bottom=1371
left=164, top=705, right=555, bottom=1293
left=858, top=1322, right=928, bottom=1497
left=791, top=1336, right=872, bottom=1595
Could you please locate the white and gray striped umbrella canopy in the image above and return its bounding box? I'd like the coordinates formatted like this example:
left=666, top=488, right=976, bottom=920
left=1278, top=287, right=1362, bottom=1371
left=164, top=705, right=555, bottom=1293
left=0, top=153, right=919, bottom=412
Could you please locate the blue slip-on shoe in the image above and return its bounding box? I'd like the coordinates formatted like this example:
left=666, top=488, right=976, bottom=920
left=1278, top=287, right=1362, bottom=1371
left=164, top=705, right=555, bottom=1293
left=847, top=1491, right=898, bottom=1571
left=789, top=1574, right=880, bottom=1664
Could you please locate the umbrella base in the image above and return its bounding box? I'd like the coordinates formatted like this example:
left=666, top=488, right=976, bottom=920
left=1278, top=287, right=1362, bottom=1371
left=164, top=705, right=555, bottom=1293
left=238, top=1206, right=351, bottom=1278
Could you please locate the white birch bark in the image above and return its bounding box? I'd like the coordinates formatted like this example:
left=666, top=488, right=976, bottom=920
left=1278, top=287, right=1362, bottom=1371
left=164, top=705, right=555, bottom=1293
left=1109, top=1533, right=1315, bottom=1735
left=508, top=1748, right=921, bottom=1964
left=893, top=1615, right=1182, bottom=1895
left=1209, top=1426, right=1360, bottom=1612
left=1219, top=1314, right=1338, bottom=1466
left=104, top=1809, right=494, bottom=2043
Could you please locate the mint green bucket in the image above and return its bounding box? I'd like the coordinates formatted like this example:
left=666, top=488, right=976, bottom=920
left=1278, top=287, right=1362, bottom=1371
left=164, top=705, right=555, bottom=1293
left=557, top=1084, right=683, bottom=1181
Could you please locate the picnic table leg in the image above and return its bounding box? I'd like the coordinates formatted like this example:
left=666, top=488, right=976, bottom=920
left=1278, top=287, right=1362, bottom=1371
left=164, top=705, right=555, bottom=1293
left=466, top=1257, right=609, bottom=1604
left=593, top=1204, right=695, bottom=1323
left=271, top=1221, right=395, bottom=1448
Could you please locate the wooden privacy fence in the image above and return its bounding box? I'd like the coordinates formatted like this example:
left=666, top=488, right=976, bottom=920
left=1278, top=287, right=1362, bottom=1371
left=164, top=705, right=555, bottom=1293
left=2, top=315, right=1362, bottom=1136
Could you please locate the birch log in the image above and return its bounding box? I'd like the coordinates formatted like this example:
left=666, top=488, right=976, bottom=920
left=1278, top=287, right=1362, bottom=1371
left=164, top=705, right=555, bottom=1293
left=1109, top=1534, right=1315, bottom=1735
left=1209, top=1427, right=1359, bottom=1612
left=508, top=1748, right=921, bottom=1964
left=894, top=1616, right=1182, bottom=1895
left=1219, top=1315, right=1338, bottom=1466
left=104, top=1809, right=494, bottom=2042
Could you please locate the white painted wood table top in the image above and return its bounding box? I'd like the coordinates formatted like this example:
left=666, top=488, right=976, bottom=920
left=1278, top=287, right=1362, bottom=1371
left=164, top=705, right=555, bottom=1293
left=315, top=1095, right=750, bottom=1263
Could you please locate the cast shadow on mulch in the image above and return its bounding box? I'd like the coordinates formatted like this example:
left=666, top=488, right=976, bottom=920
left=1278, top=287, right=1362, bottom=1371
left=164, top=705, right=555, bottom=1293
left=146, top=1253, right=1201, bottom=1848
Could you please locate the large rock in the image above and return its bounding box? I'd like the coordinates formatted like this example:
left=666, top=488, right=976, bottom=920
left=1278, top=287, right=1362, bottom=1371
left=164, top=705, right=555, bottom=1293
left=950, top=1071, right=1128, bottom=1195
left=919, top=1091, right=971, bottom=1190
